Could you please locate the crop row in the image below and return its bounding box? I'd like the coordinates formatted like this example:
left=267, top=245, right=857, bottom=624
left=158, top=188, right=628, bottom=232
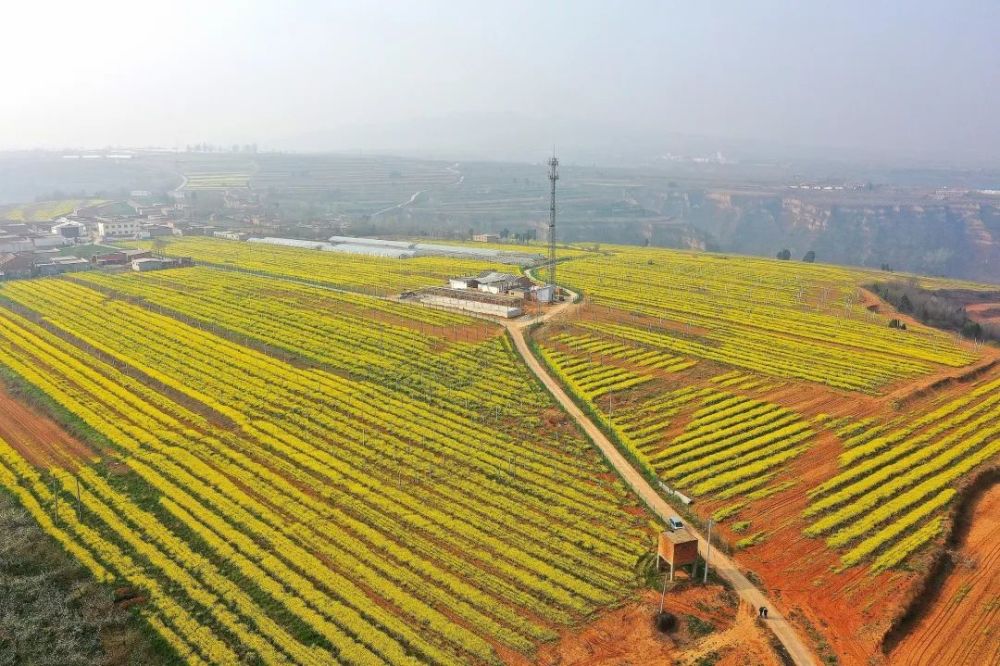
left=538, top=347, right=652, bottom=399
left=135, top=237, right=509, bottom=294
left=553, top=332, right=696, bottom=372
left=579, top=320, right=915, bottom=393
left=561, top=248, right=971, bottom=372
left=0, top=274, right=649, bottom=662
left=804, top=375, right=1000, bottom=569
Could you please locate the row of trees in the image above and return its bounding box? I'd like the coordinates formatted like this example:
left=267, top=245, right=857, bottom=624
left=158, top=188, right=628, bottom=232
left=777, top=249, right=816, bottom=262
left=185, top=143, right=258, bottom=153
left=466, top=228, right=538, bottom=244
left=869, top=280, right=1000, bottom=342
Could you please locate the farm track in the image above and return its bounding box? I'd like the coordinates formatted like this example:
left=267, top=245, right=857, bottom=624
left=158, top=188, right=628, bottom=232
left=504, top=295, right=819, bottom=666
left=0, top=297, right=239, bottom=431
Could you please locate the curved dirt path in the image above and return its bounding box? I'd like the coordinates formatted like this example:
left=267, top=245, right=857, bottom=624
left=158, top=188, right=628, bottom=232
left=503, top=294, right=818, bottom=666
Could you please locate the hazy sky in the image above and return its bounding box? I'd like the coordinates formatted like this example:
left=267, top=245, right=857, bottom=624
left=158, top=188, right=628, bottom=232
left=3, top=1, right=998, bottom=164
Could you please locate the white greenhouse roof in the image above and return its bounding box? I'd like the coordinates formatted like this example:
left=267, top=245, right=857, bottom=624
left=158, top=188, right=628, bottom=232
left=248, top=237, right=329, bottom=250
left=328, top=236, right=415, bottom=249
left=321, top=244, right=416, bottom=258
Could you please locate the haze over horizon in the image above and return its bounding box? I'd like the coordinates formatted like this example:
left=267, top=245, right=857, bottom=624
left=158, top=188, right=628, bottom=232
left=3, top=1, right=999, bottom=166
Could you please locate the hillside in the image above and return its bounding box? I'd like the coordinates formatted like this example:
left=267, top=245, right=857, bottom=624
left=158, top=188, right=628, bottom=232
left=0, top=238, right=995, bottom=664
left=534, top=245, right=999, bottom=664
left=5, top=150, right=1000, bottom=284
left=644, top=191, right=1000, bottom=283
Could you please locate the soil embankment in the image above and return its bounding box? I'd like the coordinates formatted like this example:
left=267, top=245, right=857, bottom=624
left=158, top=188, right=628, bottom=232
left=887, top=477, right=1000, bottom=665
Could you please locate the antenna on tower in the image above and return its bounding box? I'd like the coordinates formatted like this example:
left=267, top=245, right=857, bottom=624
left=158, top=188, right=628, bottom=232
left=547, top=153, right=559, bottom=295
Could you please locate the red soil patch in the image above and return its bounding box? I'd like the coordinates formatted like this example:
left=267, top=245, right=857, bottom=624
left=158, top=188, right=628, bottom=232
left=888, top=484, right=1000, bottom=666
left=0, top=386, right=94, bottom=469
left=693, top=600, right=786, bottom=666
left=501, top=586, right=781, bottom=666
left=113, top=587, right=148, bottom=611
left=696, top=429, right=911, bottom=664
left=536, top=292, right=999, bottom=664
left=966, top=302, right=1000, bottom=324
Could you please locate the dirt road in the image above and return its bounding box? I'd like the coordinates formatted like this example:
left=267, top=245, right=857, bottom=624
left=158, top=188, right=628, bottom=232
left=503, top=297, right=818, bottom=666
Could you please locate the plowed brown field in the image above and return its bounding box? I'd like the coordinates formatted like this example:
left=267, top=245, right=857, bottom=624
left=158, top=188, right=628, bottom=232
left=888, top=484, right=1000, bottom=666
left=0, top=386, right=93, bottom=469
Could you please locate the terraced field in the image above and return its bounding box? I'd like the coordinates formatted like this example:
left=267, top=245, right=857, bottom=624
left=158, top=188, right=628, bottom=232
left=0, top=197, right=106, bottom=221
left=0, top=268, right=650, bottom=664
left=559, top=247, right=973, bottom=392
left=805, top=375, right=1000, bottom=571
left=534, top=244, right=999, bottom=663
left=182, top=171, right=252, bottom=189
left=540, top=246, right=995, bottom=558
left=0, top=238, right=996, bottom=665
left=141, top=236, right=510, bottom=293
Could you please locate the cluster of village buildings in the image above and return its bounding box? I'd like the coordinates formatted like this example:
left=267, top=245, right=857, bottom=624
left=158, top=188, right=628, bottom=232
left=0, top=191, right=257, bottom=280
left=0, top=193, right=555, bottom=322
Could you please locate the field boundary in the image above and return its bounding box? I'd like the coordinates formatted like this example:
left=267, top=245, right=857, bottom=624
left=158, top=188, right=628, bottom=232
left=504, top=316, right=818, bottom=666
left=880, top=466, right=1000, bottom=656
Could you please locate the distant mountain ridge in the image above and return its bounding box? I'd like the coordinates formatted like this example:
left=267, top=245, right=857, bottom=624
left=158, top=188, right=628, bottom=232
left=646, top=191, right=1000, bottom=283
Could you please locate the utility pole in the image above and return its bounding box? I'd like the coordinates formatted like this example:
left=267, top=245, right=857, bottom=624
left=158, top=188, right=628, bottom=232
left=547, top=155, right=559, bottom=294
left=76, top=476, right=83, bottom=522
left=703, top=518, right=713, bottom=583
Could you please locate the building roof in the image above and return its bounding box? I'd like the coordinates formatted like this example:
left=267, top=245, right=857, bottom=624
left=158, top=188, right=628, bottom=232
left=0, top=253, right=37, bottom=271
left=51, top=219, right=86, bottom=229
left=51, top=256, right=89, bottom=265
left=322, top=243, right=416, bottom=258
left=328, top=236, right=415, bottom=249
left=661, top=528, right=697, bottom=545
left=476, top=271, right=521, bottom=284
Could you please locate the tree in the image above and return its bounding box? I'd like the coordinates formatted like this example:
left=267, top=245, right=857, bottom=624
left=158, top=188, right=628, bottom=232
left=802, top=250, right=816, bottom=263
left=777, top=249, right=791, bottom=260
left=499, top=228, right=510, bottom=240
left=961, top=320, right=983, bottom=339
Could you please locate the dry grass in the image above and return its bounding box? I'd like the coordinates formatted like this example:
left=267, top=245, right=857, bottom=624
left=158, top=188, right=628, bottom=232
left=0, top=492, right=163, bottom=665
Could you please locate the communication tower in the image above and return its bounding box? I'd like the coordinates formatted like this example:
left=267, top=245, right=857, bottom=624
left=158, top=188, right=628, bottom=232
left=547, top=155, right=559, bottom=292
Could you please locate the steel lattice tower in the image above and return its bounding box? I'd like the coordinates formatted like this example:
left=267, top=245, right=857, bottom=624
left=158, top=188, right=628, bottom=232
left=547, top=155, right=559, bottom=291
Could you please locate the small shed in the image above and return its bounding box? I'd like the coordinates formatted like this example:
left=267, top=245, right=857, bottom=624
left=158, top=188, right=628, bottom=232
left=51, top=219, right=86, bottom=239
left=132, top=258, right=163, bottom=272
left=477, top=271, right=523, bottom=294
left=658, top=528, right=699, bottom=580
left=56, top=257, right=91, bottom=273
left=448, top=276, right=479, bottom=290
left=532, top=284, right=555, bottom=303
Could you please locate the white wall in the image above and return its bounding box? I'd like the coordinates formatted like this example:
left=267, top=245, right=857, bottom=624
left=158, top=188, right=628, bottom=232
left=420, top=295, right=521, bottom=318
